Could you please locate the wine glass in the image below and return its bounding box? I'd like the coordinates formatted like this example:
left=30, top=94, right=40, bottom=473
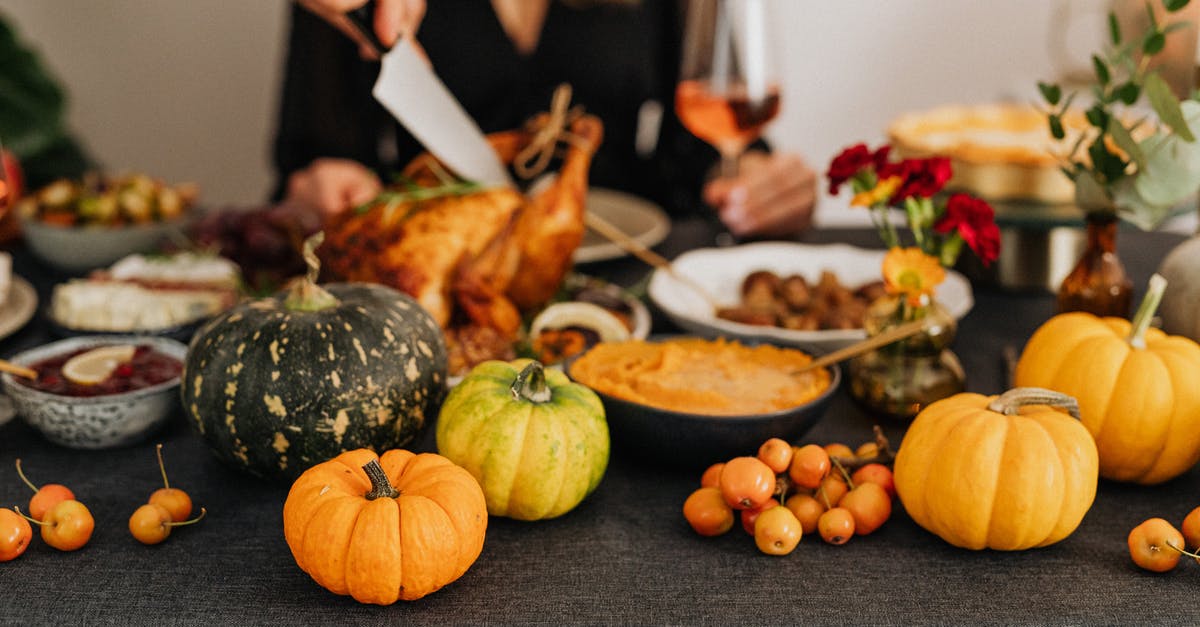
left=676, top=0, right=781, bottom=179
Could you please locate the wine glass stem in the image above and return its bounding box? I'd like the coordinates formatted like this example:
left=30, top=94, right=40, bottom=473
left=719, top=150, right=740, bottom=179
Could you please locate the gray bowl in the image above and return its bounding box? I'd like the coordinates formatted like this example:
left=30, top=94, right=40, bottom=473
left=3, top=335, right=187, bottom=449
left=566, top=338, right=840, bottom=469
left=21, top=216, right=185, bottom=274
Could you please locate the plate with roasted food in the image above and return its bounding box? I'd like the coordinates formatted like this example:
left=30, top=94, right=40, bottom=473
left=17, top=173, right=198, bottom=273
left=566, top=336, right=839, bottom=467
left=648, top=242, right=973, bottom=351
left=48, top=251, right=242, bottom=341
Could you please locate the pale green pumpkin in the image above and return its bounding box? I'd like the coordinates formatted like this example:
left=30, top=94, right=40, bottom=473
left=436, top=359, right=608, bottom=520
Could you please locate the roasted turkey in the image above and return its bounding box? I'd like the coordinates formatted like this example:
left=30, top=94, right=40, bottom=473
left=319, top=113, right=604, bottom=374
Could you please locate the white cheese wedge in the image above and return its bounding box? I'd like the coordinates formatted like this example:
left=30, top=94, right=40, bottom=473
left=107, top=252, right=240, bottom=288
left=51, top=281, right=226, bottom=331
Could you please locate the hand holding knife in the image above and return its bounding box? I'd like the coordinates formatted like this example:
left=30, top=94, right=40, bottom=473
left=295, top=0, right=423, bottom=60
left=338, top=1, right=514, bottom=189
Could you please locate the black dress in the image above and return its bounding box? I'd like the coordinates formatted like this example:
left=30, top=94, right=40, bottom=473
left=271, top=0, right=722, bottom=216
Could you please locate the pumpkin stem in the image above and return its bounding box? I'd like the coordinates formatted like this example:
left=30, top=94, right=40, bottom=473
left=284, top=232, right=340, bottom=312
left=362, top=460, right=400, bottom=500
left=511, top=361, right=552, bottom=404
left=986, top=387, right=1080, bottom=420
left=1127, top=273, right=1167, bottom=350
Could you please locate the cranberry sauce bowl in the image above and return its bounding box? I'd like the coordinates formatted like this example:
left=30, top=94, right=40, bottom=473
left=3, top=336, right=187, bottom=449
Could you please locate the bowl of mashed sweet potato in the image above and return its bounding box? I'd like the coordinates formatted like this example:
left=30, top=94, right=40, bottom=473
left=567, top=336, right=839, bottom=467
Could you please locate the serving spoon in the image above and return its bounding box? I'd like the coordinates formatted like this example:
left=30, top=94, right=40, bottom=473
left=583, top=210, right=724, bottom=309
left=0, top=359, right=37, bottom=380
left=791, top=315, right=937, bottom=375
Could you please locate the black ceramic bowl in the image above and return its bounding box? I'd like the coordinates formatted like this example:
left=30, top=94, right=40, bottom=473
left=566, top=338, right=840, bottom=469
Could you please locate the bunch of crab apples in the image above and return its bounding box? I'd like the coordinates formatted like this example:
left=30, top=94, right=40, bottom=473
left=1128, top=507, right=1200, bottom=573
left=682, top=433, right=897, bottom=556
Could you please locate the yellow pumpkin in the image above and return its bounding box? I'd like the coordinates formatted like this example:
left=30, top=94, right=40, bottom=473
left=893, top=388, right=1098, bottom=551
left=1014, top=276, right=1200, bottom=484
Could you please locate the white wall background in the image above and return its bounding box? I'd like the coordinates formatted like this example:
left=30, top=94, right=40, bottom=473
left=1, top=0, right=289, bottom=206
left=7, top=0, right=1179, bottom=228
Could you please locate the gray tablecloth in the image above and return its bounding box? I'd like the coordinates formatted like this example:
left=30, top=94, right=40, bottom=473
left=1, top=220, right=1197, bottom=626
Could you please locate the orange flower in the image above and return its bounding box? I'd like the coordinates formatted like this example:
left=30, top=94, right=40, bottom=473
left=882, top=247, right=945, bottom=306
left=851, top=176, right=902, bottom=208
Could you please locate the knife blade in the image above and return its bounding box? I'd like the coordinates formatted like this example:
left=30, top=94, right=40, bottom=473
left=345, top=7, right=512, bottom=189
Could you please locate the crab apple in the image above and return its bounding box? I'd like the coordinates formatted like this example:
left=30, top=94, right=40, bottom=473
left=0, top=509, right=32, bottom=561
left=718, top=456, right=776, bottom=510
left=1128, top=518, right=1185, bottom=573
left=1182, top=506, right=1200, bottom=552
left=850, top=463, right=895, bottom=498
left=683, top=487, right=735, bottom=537
left=788, top=444, right=830, bottom=490
left=839, top=482, right=892, bottom=535
left=754, top=505, right=802, bottom=556
left=740, top=498, right=780, bottom=536
left=15, top=459, right=75, bottom=522
left=18, top=501, right=93, bottom=552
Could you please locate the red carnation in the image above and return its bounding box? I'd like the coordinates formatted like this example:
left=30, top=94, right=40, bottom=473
left=826, top=143, right=891, bottom=195
left=881, top=157, right=953, bottom=202
left=935, top=193, right=1001, bottom=266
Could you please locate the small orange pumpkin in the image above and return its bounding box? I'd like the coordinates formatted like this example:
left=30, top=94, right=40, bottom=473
left=282, top=448, right=487, bottom=604
left=893, top=388, right=1098, bottom=551
left=1015, top=275, right=1200, bottom=484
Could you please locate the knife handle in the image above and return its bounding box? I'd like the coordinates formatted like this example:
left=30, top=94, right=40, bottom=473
left=345, top=2, right=388, bottom=55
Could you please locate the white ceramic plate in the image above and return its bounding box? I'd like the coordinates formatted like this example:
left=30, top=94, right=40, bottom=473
left=0, top=276, right=37, bottom=342
left=574, top=188, right=671, bottom=264
left=648, top=242, right=974, bottom=351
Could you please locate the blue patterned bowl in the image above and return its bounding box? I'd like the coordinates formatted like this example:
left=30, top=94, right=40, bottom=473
left=2, top=335, right=186, bottom=449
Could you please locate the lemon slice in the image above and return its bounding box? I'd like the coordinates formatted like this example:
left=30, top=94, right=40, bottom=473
left=62, top=345, right=137, bottom=385
left=530, top=302, right=631, bottom=343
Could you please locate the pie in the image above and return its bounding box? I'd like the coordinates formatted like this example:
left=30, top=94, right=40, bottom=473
left=887, top=103, right=1090, bottom=204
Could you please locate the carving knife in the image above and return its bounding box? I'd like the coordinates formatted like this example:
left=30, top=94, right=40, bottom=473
left=345, top=7, right=512, bottom=188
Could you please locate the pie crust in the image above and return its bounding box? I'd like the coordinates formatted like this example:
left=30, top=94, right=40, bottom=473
left=887, top=103, right=1090, bottom=205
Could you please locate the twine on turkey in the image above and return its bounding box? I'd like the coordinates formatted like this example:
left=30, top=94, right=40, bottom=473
left=514, top=83, right=590, bottom=180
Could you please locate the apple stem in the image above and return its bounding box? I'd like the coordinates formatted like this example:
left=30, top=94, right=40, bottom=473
left=831, top=456, right=855, bottom=489
left=167, top=507, right=206, bottom=528
left=1166, top=540, right=1200, bottom=560
left=817, top=483, right=833, bottom=510
left=13, top=506, right=48, bottom=528
left=156, top=443, right=171, bottom=490
left=14, top=458, right=39, bottom=494
left=828, top=426, right=897, bottom=471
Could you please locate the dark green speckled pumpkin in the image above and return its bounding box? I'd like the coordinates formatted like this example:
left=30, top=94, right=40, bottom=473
left=181, top=234, right=447, bottom=481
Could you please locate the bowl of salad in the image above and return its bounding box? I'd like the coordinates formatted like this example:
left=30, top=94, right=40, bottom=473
left=17, top=173, right=197, bottom=274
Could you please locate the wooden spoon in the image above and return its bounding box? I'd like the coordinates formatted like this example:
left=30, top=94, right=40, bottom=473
left=0, top=360, right=37, bottom=380
left=792, top=316, right=933, bottom=375
left=583, top=210, right=723, bottom=309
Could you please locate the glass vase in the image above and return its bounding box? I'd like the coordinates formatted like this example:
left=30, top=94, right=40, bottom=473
left=847, top=293, right=966, bottom=421
left=1056, top=211, right=1132, bottom=317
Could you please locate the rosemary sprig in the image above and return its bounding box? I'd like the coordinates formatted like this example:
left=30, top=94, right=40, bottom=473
left=355, top=179, right=483, bottom=215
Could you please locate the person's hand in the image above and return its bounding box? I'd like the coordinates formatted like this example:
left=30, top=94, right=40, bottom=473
left=285, top=158, right=383, bottom=218
left=702, top=151, right=818, bottom=239
left=295, top=0, right=425, bottom=59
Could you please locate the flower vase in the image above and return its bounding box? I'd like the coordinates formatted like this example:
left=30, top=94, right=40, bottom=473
left=1056, top=211, right=1132, bottom=317
left=847, top=294, right=966, bottom=421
